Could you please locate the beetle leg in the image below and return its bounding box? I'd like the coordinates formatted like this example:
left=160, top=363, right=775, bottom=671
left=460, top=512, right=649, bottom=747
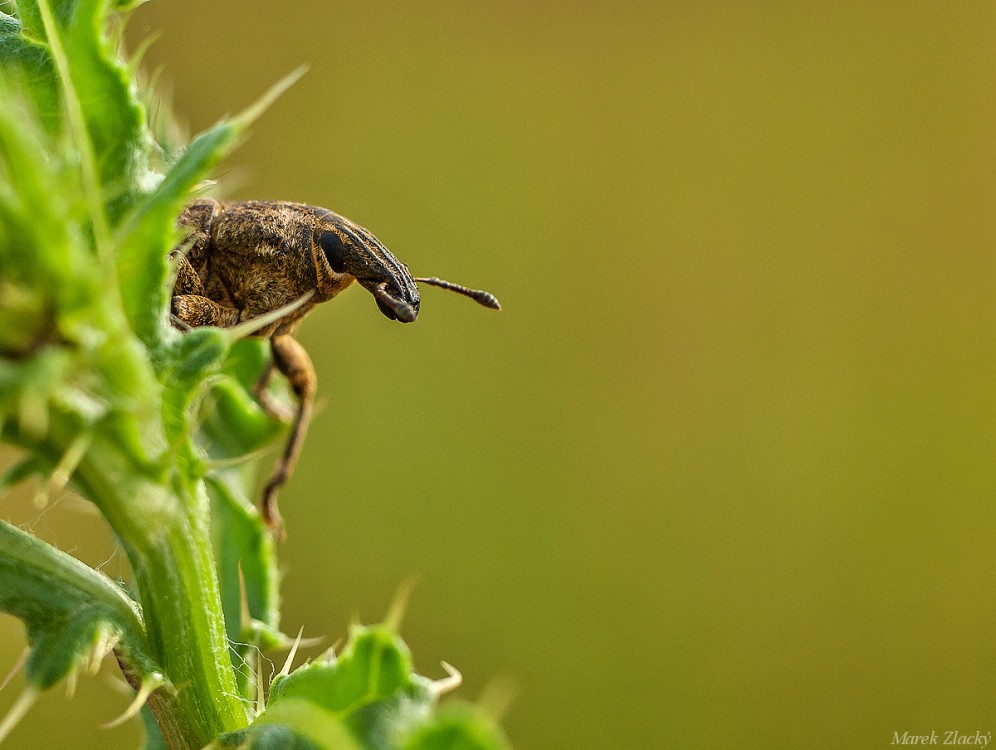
left=170, top=294, right=241, bottom=329
left=260, top=334, right=316, bottom=537
left=252, top=361, right=294, bottom=422
left=170, top=252, right=205, bottom=297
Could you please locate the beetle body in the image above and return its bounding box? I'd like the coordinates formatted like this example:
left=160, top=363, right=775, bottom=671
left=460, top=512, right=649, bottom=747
left=172, top=199, right=422, bottom=335
left=169, top=199, right=498, bottom=536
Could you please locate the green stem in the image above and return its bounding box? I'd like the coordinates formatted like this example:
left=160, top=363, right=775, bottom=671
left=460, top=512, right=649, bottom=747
left=36, top=415, right=249, bottom=749
left=131, top=511, right=249, bottom=748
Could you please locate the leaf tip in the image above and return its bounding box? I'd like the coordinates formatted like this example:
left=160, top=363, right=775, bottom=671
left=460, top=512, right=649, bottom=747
left=277, top=627, right=306, bottom=679
left=0, top=649, right=28, bottom=695
left=232, top=65, right=309, bottom=132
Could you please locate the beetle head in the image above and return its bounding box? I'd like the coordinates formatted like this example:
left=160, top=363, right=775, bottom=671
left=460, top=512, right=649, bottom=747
left=313, top=210, right=501, bottom=322
left=314, top=214, right=420, bottom=322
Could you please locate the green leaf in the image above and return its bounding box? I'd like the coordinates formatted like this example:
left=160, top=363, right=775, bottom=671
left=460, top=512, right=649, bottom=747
left=0, top=80, right=89, bottom=294
left=159, top=326, right=232, bottom=446
left=209, top=474, right=282, bottom=642
left=0, top=27, right=61, bottom=134
left=199, top=380, right=287, bottom=461
left=402, top=706, right=508, bottom=750
left=13, top=0, right=150, bottom=220
left=7, top=1, right=42, bottom=39
left=0, top=452, right=48, bottom=493
left=0, top=520, right=161, bottom=689
left=223, top=700, right=360, bottom=750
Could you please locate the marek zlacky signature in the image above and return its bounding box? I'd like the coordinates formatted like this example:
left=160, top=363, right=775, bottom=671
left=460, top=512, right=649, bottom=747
left=892, top=731, right=991, bottom=747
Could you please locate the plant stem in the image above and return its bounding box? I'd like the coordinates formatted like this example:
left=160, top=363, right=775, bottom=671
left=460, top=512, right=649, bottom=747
left=37, top=414, right=249, bottom=749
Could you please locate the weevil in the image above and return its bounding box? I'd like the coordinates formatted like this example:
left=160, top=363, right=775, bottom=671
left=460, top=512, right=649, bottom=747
left=169, top=199, right=500, bottom=535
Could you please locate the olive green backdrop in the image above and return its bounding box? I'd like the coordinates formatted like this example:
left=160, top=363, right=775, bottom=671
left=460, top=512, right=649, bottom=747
left=1, top=2, right=994, bottom=748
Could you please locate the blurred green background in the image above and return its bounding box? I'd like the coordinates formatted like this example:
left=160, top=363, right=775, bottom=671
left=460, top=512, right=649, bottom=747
left=1, top=2, right=994, bottom=748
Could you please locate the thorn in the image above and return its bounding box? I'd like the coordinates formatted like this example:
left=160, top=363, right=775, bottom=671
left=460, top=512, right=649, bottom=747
left=89, top=627, right=119, bottom=675
left=430, top=661, right=463, bottom=697
left=35, top=431, right=91, bottom=508
left=291, top=635, right=326, bottom=650
left=127, top=30, right=161, bottom=75
left=0, top=649, right=28, bottom=694
left=233, top=65, right=309, bottom=131
left=102, top=673, right=164, bottom=729
left=65, top=668, right=79, bottom=699
left=322, top=637, right=344, bottom=664
left=278, top=627, right=305, bottom=679
left=384, top=575, right=419, bottom=632
left=0, top=687, right=39, bottom=745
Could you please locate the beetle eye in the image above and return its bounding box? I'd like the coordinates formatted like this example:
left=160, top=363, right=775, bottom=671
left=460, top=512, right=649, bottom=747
left=318, top=230, right=347, bottom=273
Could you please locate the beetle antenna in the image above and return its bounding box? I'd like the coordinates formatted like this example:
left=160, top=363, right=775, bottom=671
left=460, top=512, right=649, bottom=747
left=414, top=277, right=501, bottom=310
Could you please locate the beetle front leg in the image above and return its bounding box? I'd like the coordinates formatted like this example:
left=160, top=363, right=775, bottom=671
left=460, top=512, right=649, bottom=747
left=171, top=294, right=240, bottom=329
left=260, top=334, right=317, bottom=537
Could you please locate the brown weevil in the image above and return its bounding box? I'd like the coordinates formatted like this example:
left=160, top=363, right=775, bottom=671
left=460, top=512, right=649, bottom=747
left=169, top=199, right=500, bottom=535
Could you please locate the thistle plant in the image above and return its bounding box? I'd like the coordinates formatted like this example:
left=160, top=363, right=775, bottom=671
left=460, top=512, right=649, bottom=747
left=0, top=1, right=509, bottom=748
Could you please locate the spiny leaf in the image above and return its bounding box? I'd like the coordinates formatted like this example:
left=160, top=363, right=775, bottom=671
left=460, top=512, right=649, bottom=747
left=217, top=624, right=510, bottom=750
left=267, top=625, right=418, bottom=715
left=0, top=520, right=162, bottom=689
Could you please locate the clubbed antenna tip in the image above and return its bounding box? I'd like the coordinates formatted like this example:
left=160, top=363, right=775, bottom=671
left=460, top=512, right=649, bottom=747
left=414, top=277, right=501, bottom=310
